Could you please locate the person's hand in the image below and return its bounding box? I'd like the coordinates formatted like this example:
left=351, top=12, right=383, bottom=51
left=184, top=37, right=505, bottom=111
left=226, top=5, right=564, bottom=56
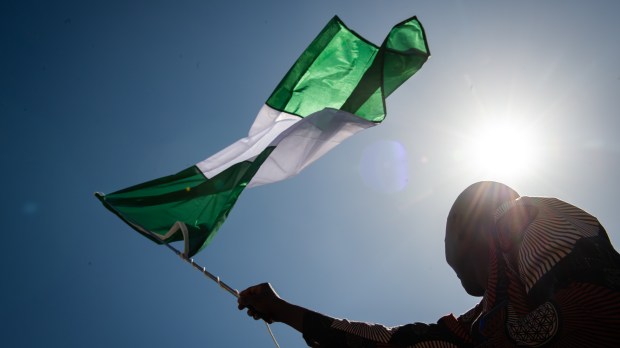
left=237, top=283, right=284, bottom=324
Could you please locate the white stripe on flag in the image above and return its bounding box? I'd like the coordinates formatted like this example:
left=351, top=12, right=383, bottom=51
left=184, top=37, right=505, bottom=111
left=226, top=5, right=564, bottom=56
left=248, top=107, right=375, bottom=188
left=197, top=105, right=375, bottom=187
left=197, top=104, right=300, bottom=178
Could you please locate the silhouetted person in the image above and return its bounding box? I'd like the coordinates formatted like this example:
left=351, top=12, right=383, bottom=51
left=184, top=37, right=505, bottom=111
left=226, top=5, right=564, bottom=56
left=238, top=181, right=620, bottom=347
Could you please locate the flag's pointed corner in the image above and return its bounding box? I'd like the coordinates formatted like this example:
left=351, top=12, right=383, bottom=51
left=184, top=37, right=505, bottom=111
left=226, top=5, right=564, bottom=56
left=395, top=15, right=431, bottom=59
left=330, top=15, right=344, bottom=27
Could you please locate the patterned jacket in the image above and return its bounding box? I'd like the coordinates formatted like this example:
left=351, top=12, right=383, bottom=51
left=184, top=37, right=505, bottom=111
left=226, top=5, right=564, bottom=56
left=302, top=197, right=620, bottom=347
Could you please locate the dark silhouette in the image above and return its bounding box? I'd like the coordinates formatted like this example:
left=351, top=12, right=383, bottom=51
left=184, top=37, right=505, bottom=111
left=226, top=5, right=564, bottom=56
left=239, top=181, right=620, bottom=347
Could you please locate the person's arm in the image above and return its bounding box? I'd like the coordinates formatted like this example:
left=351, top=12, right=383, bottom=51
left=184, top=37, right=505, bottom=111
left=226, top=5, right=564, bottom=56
left=238, top=283, right=481, bottom=347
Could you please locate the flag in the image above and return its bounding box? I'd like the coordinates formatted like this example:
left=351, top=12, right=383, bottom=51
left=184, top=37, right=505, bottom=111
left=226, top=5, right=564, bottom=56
left=96, top=16, right=430, bottom=257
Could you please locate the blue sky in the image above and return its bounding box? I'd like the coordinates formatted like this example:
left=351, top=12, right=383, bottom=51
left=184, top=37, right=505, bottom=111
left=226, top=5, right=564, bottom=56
left=2, top=1, right=620, bottom=347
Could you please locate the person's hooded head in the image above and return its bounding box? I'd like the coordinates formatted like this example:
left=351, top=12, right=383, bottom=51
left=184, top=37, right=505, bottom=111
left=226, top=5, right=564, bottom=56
left=445, top=181, right=519, bottom=296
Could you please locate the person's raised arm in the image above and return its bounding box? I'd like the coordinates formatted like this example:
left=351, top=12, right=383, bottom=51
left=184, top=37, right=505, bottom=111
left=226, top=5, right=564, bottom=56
left=238, top=282, right=481, bottom=347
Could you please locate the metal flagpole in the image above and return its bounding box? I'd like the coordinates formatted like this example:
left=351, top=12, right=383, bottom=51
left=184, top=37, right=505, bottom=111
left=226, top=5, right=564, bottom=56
left=161, top=241, right=240, bottom=297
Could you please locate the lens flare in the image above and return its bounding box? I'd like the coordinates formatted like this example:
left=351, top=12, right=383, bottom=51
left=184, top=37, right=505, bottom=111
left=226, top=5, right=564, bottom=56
left=358, top=140, right=409, bottom=193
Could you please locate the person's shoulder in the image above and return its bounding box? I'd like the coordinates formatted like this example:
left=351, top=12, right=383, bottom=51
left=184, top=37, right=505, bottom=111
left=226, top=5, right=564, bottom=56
left=506, top=196, right=606, bottom=293
left=523, top=196, right=600, bottom=229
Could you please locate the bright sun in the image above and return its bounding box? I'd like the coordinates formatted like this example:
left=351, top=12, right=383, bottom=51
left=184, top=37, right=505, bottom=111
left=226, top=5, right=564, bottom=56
left=466, top=120, right=540, bottom=180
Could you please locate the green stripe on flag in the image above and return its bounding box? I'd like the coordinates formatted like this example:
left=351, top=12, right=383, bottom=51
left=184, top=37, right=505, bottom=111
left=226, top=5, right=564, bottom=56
left=266, top=16, right=429, bottom=122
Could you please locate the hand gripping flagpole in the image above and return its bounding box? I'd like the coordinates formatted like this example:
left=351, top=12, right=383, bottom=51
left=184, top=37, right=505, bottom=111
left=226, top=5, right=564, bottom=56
left=146, top=229, right=281, bottom=348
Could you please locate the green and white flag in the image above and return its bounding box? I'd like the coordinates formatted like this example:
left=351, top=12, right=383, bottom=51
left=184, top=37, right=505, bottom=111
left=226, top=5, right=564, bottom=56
left=96, top=16, right=430, bottom=257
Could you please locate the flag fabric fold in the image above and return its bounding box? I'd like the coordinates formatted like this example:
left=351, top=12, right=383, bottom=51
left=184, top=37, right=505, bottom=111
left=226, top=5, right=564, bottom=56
left=96, top=15, right=430, bottom=257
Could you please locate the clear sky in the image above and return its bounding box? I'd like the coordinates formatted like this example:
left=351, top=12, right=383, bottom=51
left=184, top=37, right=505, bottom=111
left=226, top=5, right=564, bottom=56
left=2, top=1, right=620, bottom=347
